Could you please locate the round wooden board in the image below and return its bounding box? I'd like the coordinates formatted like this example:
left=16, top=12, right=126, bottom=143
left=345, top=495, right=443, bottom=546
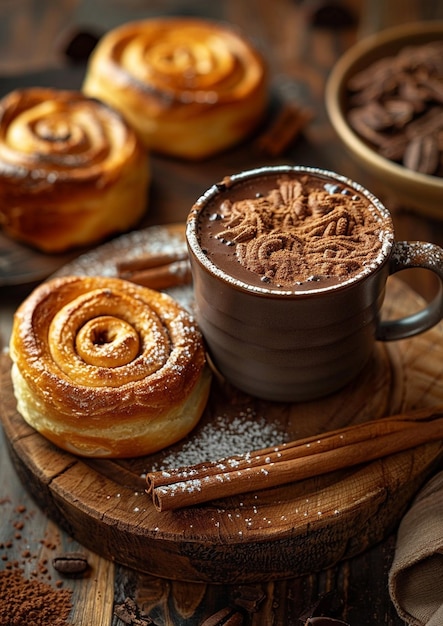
left=1, top=224, right=443, bottom=584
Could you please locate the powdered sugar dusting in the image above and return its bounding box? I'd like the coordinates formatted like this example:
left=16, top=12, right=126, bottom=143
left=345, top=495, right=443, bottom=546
left=150, top=408, right=287, bottom=473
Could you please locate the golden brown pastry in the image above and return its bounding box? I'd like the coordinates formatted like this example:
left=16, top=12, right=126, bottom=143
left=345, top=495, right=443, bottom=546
left=82, top=17, right=268, bottom=159
left=0, top=88, right=149, bottom=253
left=9, top=275, right=212, bottom=458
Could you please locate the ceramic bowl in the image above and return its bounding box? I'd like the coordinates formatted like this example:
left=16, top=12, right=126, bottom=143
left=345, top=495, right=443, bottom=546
left=325, top=21, right=443, bottom=219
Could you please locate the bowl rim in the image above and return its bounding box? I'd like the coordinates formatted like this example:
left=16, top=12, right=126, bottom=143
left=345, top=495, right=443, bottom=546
left=325, top=20, right=443, bottom=193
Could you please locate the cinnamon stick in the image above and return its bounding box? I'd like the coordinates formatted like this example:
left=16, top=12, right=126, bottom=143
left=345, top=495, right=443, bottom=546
left=146, top=405, right=443, bottom=511
left=256, top=102, right=314, bottom=156
left=119, top=260, right=192, bottom=290
left=116, top=251, right=192, bottom=289
left=116, top=250, right=188, bottom=274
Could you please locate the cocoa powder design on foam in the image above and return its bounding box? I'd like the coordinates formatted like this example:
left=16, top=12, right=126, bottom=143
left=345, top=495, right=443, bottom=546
left=213, top=175, right=384, bottom=288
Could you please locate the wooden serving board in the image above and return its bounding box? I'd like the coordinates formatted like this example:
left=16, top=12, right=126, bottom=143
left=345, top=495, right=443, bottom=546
left=1, top=224, right=443, bottom=584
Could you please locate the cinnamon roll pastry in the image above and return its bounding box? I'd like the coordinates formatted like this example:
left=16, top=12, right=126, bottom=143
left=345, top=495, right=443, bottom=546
left=9, top=276, right=212, bottom=458
left=82, top=17, right=268, bottom=159
left=0, top=88, right=149, bottom=253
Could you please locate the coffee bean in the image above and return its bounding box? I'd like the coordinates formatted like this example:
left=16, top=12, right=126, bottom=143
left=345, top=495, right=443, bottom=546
left=52, top=552, right=89, bottom=576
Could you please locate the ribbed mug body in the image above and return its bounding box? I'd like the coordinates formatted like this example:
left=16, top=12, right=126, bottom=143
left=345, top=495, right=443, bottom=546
left=189, top=253, right=389, bottom=402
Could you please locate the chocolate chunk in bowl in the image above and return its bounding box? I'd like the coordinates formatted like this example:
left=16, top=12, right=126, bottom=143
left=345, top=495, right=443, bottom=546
left=326, top=21, right=443, bottom=219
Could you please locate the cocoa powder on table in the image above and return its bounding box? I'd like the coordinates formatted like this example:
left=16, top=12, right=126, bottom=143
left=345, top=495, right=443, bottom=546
left=0, top=569, right=73, bottom=626
left=0, top=500, right=74, bottom=625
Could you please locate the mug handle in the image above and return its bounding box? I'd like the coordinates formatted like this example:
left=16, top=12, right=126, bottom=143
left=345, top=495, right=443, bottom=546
left=377, top=241, right=443, bottom=341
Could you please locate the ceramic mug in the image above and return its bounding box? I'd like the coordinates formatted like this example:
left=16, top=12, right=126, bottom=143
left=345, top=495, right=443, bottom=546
left=186, top=166, right=443, bottom=402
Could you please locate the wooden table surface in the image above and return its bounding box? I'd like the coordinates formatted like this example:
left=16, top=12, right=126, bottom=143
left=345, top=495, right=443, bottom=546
left=1, top=1, right=443, bottom=625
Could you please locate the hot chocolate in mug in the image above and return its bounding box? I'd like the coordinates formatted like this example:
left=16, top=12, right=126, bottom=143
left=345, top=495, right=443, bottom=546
left=186, top=166, right=443, bottom=402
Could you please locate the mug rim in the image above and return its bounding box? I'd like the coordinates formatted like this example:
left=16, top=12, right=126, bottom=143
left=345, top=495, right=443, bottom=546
left=186, top=165, right=394, bottom=296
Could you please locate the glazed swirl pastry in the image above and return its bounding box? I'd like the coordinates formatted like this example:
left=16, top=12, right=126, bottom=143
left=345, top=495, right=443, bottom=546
left=82, top=17, right=268, bottom=159
left=0, top=88, right=149, bottom=253
left=9, top=276, right=212, bottom=458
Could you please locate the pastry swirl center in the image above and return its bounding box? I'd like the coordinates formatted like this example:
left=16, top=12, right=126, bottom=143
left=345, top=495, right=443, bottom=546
left=0, top=89, right=135, bottom=184
left=112, top=22, right=262, bottom=103
left=48, top=288, right=171, bottom=387
left=76, top=315, right=140, bottom=367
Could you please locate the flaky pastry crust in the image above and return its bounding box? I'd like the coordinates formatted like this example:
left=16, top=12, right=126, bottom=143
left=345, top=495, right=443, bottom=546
left=0, top=88, right=149, bottom=253
left=82, top=17, right=268, bottom=159
left=9, top=275, right=212, bottom=458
